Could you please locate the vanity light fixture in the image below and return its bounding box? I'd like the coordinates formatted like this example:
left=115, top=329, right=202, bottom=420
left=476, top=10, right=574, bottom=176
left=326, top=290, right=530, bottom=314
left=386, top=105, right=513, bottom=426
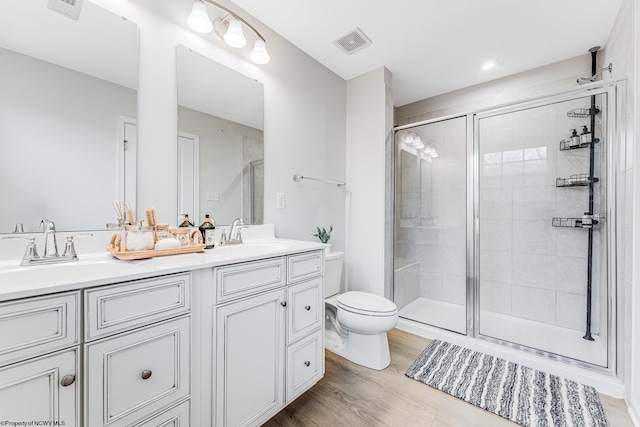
left=187, top=0, right=271, bottom=64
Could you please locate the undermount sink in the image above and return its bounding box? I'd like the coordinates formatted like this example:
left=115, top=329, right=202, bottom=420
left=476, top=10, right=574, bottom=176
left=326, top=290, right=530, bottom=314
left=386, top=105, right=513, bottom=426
left=0, top=254, right=120, bottom=285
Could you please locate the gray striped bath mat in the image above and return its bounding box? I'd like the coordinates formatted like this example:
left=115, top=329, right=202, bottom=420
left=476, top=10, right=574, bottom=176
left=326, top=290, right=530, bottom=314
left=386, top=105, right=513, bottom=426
left=406, top=340, right=608, bottom=427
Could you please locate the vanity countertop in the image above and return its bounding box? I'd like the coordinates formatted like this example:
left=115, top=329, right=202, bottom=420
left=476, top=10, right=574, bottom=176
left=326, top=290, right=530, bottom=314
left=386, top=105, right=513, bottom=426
left=0, top=238, right=325, bottom=302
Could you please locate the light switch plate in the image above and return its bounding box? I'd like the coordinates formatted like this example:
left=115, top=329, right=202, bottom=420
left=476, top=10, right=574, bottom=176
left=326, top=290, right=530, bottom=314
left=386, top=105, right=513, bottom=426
left=207, top=191, right=220, bottom=202
left=47, top=0, right=84, bottom=20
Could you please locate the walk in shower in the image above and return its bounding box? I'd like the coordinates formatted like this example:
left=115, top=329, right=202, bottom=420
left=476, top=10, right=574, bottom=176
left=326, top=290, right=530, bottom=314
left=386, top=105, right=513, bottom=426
left=393, top=81, right=621, bottom=369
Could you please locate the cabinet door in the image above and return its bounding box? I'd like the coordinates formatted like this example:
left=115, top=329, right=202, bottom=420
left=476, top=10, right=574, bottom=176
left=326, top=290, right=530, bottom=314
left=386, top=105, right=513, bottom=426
left=85, top=316, right=190, bottom=427
left=287, top=277, right=323, bottom=343
left=132, top=399, right=190, bottom=427
left=287, top=251, right=323, bottom=284
left=215, top=289, right=286, bottom=427
left=85, top=274, right=190, bottom=341
left=0, top=348, right=79, bottom=426
left=0, top=292, right=79, bottom=366
left=286, top=329, right=324, bottom=403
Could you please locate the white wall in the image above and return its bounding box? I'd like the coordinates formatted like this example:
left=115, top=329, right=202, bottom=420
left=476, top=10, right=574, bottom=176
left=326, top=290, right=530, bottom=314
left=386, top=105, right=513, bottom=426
left=89, top=0, right=347, bottom=250
left=345, top=68, right=391, bottom=295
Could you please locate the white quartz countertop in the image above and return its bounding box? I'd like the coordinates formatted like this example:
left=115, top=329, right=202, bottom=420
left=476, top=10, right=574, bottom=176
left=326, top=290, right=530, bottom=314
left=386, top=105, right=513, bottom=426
left=0, top=238, right=325, bottom=302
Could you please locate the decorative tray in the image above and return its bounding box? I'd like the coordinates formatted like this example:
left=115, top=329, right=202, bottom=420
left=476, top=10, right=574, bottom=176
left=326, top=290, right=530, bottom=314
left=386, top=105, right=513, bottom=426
left=107, top=243, right=206, bottom=260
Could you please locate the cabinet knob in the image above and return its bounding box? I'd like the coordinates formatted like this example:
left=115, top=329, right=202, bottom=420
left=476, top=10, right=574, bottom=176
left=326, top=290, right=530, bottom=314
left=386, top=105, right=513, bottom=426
left=280, top=301, right=287, bottom=307
left=304, top=305, right=311, bottom=311
left=304, top=361, right=311, bottom=367
left=60, top=374, right=76, bottom=387
left=141, top=369, right=153, bottom=380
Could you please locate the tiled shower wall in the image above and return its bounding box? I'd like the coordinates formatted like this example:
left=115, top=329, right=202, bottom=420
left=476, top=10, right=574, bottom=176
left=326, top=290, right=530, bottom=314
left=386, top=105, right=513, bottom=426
left=478, top=95, right=606, bottom=333
left=394, top=117, right=467, bottom=313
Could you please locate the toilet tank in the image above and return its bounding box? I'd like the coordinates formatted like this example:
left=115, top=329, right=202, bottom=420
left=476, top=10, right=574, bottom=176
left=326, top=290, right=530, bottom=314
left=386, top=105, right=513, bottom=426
left=324, top=251, right=344, bottom=297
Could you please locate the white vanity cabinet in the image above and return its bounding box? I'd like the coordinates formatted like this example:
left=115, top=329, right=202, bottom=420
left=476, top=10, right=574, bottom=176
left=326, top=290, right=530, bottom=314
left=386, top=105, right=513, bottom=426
left=0, top=292, right=81, bottom=426
left=211, top=250, right=324, bottom=427
left=0, top=236, right=325, bottom=427
left=285, top=252, right=324, bottom=403
left=84, top=273, right=191, bottom=427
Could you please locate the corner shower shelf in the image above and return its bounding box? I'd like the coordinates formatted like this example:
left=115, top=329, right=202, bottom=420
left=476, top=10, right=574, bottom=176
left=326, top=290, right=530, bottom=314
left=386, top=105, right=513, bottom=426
left=552, top=216, right=599, bottom=229
left=556, top=174, right=599, bottom=187
left=566, top=107, right=600, bottom=118
left=559, top=138, right=600, bottom=151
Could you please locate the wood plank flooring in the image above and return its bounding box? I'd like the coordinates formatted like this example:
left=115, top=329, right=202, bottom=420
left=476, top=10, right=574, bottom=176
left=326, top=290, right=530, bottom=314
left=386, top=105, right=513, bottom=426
left=265, top=328, right=633, bottom=427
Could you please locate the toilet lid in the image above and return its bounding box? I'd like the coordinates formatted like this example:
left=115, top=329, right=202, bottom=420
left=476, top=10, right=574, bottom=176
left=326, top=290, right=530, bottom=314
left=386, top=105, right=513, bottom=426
left=336, top=291, right=397, bottom=314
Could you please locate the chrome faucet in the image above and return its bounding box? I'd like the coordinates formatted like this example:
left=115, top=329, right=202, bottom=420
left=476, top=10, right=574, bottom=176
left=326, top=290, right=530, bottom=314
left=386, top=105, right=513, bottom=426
left=40, top=219, right=58, bottom=258
left=2, top=223, right=92, bottom=266
left=222, top=218, right=247, bottom=245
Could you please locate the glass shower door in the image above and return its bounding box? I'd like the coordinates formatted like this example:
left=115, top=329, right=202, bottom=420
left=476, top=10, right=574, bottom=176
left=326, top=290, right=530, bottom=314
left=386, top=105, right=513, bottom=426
left=394, top=116, right=467, bottom=334
left=476, top=93, right=609, bottom=367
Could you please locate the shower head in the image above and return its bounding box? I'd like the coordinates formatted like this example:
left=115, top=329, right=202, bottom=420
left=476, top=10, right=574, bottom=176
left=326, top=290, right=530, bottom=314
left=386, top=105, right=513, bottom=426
left=577, top=63, right=613, bottom=85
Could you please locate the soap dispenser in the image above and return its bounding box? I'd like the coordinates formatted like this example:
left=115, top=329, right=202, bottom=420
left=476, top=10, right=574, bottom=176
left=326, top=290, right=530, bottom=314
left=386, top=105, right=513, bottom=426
left=179, top=214, right=194, bottom=227
left=570, top=129, right=580, bottom=147
left=199, top=214, right=216, bottom=249
left=580, top=125, right=592, bottom=144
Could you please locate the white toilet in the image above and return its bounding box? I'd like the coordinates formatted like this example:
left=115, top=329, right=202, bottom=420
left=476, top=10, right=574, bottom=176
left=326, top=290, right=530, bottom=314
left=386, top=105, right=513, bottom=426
left=324, top=251, right=399, bottom=370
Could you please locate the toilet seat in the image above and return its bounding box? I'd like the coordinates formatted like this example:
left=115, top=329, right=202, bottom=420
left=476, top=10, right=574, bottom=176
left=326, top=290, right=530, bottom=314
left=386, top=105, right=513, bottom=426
left=336, top=291, right=397, bottom=316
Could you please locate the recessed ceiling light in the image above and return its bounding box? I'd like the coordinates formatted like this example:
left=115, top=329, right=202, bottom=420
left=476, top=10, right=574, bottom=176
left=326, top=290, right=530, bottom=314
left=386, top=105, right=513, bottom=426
left=481, top=60, right=497, bottom=71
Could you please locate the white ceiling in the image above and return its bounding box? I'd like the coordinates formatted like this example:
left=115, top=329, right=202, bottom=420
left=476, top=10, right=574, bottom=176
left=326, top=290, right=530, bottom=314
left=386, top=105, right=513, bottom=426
left=231, top=0, right=625, bottom=106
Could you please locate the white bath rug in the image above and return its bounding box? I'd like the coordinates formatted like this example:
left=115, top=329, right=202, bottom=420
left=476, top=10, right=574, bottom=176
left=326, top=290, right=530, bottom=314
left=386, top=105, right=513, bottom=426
left=406, top=339, right=608, bottom=427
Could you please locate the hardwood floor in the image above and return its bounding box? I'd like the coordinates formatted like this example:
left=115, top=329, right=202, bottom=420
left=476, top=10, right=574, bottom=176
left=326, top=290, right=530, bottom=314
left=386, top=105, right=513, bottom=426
left=265, top=329, right=633, bottom=427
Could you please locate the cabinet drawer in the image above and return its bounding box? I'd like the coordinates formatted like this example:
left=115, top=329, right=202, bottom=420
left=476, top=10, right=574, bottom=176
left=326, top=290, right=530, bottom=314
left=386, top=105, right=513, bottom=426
left=132, top=399, right=190, bottom=427
left=0, top=292, right=79, bottom=366
left=287, top=278, right=323, bottom=343
left=0, top=348, right=79, bottom=427
left=85, top=274, right=190, bottom=340
left=85, top=316, right=190, bottom=427
left=287, top=251, right=323, bottom=283
left=286, top=329, right=323, bottom=403
left=214, top=258, right=285, bottom=303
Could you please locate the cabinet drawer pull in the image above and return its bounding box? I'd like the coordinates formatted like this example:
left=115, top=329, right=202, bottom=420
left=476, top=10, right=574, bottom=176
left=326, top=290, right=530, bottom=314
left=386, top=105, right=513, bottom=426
left=141, top=369, right=153, bottom=380
left=280, top=301, right=287, bottom=307
left=304, top=361, right=311, bottom=367
left=304, top=305, right=311, bottom=311
left=60, top=374, right=76, bottom=387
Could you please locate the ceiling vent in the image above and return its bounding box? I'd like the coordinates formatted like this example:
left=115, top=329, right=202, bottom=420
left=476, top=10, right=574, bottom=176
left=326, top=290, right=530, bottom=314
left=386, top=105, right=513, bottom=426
left=334, top=27, right=372, bottom=55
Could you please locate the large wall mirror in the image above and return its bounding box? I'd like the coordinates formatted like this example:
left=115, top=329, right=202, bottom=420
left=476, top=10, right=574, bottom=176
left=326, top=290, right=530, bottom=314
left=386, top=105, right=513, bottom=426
left=177, top=45, right=264, bottom=226
left=0, top=1, right=138, bottom=233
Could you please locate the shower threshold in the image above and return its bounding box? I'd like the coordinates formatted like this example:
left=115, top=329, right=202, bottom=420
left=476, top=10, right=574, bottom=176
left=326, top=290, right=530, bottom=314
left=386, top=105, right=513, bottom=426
left=399, top=297, right=466, bottom=334
left=479, top=311, right=607, bottom=367
left=398, top=298, right=607, bottom=367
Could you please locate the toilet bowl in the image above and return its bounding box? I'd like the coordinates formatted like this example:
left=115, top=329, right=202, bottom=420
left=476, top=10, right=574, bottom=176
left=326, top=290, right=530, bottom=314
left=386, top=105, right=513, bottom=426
left=324, top=251, right=399, bottom=370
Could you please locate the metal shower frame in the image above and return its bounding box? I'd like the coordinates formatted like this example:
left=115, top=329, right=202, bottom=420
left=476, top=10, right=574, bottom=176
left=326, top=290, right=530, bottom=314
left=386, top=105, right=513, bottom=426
left=392, top=78, right=625, bottom=376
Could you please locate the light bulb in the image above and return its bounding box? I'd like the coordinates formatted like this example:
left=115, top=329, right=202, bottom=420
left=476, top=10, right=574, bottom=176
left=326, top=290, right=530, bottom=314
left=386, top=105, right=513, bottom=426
left=187, top=0, right=213, bottom=33
left=250, top=39, right=271, bottom=64
left=224, top=18, right=247, bottom=48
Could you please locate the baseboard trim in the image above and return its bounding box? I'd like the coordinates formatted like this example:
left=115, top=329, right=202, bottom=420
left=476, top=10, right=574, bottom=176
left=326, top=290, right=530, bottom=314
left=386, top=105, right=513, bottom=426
left=628, top=400, right=640, bottom=427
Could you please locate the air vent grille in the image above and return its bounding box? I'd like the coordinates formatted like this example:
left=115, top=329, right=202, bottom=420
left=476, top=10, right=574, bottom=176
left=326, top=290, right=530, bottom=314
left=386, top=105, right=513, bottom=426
left=334, top=27, right=372, bottom=55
